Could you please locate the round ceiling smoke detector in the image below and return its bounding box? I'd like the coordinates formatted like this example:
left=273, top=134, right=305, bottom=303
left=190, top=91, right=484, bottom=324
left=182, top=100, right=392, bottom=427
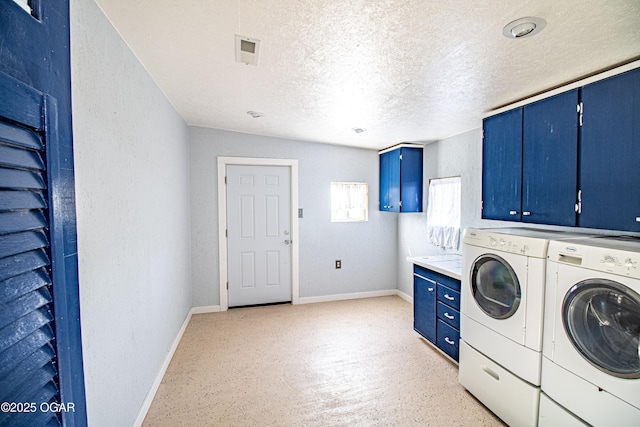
left=502, top=17, right=546, bottom=39
left=352, top=127, right=367, bottom=134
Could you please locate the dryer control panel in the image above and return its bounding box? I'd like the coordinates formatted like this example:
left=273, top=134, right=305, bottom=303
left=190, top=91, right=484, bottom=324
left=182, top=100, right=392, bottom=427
left=463, top=228, right=549, bottom=258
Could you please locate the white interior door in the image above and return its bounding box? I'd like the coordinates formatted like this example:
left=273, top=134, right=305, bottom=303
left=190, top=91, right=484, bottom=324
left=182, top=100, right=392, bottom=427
left=226, top=164, right=292, bottom=307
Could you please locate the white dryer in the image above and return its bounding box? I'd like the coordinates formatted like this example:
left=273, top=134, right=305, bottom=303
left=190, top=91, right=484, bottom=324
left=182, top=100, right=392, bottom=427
left=542, top=236, right=640, bottom=427
left=459, top=227, right=591, bottom=427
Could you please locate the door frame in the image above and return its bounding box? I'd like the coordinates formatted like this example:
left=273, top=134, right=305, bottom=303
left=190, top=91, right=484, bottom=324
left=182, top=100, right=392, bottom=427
left=217, top=156, right=299, bottom=311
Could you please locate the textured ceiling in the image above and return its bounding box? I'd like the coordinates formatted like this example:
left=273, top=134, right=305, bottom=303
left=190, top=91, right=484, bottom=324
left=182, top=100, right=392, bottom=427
left=94, top=0, right=640, bottom=149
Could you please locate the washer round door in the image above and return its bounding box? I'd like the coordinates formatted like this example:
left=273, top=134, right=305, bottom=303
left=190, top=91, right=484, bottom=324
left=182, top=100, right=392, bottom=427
left=470, top=254, right=521, bottom=319
left=563, top=279, right=640, bottom=379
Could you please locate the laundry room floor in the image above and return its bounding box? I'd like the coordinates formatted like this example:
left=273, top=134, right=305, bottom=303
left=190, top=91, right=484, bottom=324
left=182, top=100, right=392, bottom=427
left=142, top=296, right=505, bottom=426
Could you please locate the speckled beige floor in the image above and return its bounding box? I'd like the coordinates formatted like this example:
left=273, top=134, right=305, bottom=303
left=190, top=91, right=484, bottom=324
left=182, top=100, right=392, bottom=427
left=143, top=296, right=505, bottom=426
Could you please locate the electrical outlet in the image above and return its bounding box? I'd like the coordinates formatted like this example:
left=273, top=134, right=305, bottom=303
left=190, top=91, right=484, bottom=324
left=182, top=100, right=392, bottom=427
left=335, top=260, right=341, bottom=269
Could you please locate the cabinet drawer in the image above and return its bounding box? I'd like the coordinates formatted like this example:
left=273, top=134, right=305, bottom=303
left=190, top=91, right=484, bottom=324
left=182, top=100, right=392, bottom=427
left=437, top=284, right=460, bottom=311
left=414, top=265, right=460, bottom=291
left=437, top=320, right=460, bottom=361
left=437, top=301, right=460, bottom=329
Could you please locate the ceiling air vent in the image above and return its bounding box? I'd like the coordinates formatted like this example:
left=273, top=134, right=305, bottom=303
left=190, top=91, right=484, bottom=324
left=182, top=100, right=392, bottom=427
left=235, top=35, right=260, bottom=66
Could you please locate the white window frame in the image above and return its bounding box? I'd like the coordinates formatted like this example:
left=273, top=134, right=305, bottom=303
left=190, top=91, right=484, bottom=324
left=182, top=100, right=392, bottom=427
left=330, top=182, right=369, bottom=222
left=426, top=176, right=461, bottom=249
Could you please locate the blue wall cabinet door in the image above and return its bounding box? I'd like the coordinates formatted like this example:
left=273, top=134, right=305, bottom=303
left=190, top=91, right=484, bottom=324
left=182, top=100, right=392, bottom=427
left=482, top=108, right=523, bottom=221
left=522, top=89, right=579, bottom=226
left=379, top=146, right=423, bottom=212
left=399, top=147, right=423, bottom=212
left=379, top=149, right=400, bottom=212
left=579, top=68, right=640, bottom=232
left=0, top=1, right=87, bottom=426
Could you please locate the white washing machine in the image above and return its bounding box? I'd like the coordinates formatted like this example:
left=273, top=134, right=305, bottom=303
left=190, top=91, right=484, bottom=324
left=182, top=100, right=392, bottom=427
left=542, top=236, right=640, bottom=427
left=459, top=227, right=592, bottom=427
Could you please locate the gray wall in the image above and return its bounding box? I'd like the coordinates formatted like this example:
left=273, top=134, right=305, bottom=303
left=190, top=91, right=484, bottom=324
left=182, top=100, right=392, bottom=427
left=397, top=129, right=512, bottom=297
left=190, top=127, right=398, bottom=306
left=71, top=0, right=192, bottom=425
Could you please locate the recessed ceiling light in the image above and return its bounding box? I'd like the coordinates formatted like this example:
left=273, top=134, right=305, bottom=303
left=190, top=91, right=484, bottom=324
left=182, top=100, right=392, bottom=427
left=247, top=111, right=263, bottom=118
left=352, top=127, right=367, bottom=134
left=502, top=17, right=546, bottom=39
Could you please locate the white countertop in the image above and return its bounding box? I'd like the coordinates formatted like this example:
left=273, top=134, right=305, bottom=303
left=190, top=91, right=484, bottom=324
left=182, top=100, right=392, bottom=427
left=407, top=254, right=462, bottom=280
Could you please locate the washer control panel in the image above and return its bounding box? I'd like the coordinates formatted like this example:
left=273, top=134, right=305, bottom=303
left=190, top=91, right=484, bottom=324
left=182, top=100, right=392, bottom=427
left=598, top=254, right=639, bottom=278
left=549, top=236, right=640, bottom=280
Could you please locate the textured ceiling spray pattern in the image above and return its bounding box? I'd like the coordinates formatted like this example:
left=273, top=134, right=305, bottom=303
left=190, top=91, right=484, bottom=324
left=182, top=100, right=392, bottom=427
left=95, top=0, right=640, bottom=148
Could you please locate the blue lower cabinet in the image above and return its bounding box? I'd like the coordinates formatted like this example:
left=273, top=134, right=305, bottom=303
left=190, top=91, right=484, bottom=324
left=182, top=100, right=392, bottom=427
left=437, top=320, right=460, bottom=361
left=413, top=264, right=461, bottom=362
left=414, top=274, right=437, bottom=343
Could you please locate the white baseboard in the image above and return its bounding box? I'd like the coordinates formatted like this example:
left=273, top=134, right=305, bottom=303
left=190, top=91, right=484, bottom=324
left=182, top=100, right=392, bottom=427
left=297, top=289, right=399, bottom=305
left=395, top=289, right=413, bottom=304
left=190, top=305, right=221, bottom=314
left=133, top=310, right=192, bottom=427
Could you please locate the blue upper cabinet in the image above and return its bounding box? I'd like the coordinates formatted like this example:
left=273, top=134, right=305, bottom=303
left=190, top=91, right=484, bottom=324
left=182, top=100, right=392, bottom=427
left=482, top=108, right=523, bottom=221
left=482, top=90, right=579, bottom=226
left=379, top=145, right=423, bottom=212
left=522, top=89, right=579, bottom=226
left=481, top=65, right=640, bottom=232
left=579, top=68, right=640, bottom=232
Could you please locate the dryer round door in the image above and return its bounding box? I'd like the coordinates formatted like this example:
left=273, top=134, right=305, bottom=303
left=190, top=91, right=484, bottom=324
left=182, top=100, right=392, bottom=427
left=563, top=279, right=640, bottom=379
left=470, top=254, right=521, bottom=319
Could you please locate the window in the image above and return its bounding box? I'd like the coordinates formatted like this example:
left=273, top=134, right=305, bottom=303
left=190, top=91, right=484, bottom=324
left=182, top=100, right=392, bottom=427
left=331, top=182, right=368, bottom=222
left=426, top=176, right=461, bottom=249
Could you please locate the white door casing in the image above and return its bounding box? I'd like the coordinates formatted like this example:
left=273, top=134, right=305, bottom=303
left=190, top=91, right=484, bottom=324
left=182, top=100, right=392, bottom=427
left=218, top=157, right=299, bottom=311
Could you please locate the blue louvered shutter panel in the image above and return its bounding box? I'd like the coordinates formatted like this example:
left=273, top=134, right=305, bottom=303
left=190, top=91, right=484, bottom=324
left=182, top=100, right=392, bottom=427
left=0, top=110, right=62, bottom=426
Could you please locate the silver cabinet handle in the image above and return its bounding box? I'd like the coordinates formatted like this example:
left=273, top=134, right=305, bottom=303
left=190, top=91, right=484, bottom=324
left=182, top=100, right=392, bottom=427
left=427, top=287, right=434, bottom=292
left=444, top=337, right=455, bottom=345
left=509, top=210, right=518, bottom=215
left=523, top=211, right=531, bottom=216
left=444, top=312, right=455, bottom=320
left=444, top=294, right=454, bottom=301
left=636, top=217, right=640, bottom=223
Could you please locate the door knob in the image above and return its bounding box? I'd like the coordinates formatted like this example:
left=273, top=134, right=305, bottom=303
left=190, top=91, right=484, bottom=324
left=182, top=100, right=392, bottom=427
left=284, top=239, right=291, bottom=245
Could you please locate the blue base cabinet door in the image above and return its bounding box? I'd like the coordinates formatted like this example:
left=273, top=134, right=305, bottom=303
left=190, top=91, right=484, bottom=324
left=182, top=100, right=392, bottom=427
left=579, top=68, right=640, bottom=232
left=414, top=270, right=437, bottom=343
left=482, top=108, right=523, bottom=221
